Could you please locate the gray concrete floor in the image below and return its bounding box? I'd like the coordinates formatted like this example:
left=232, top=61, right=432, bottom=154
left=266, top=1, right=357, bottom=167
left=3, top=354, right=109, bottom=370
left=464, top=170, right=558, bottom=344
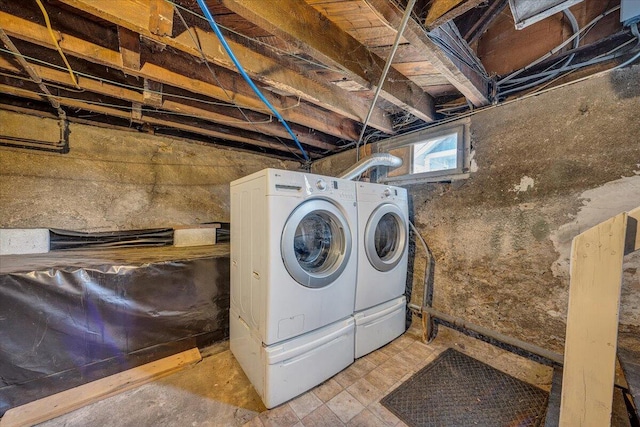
left=36, top=324, right=554, bottom=426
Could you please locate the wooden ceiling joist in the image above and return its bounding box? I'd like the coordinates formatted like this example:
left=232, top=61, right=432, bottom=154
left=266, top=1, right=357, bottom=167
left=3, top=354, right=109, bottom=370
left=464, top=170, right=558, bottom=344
left=460, top=0, right=509, bottom=44
left=0, top=54, right=335, bottom=152
left=0, top=83, right=322, bottom=159
left=56, top=0, right=394, bottom=134
left=216, top=0, right=437, bottom=122
left=117, top=26, right=141, bottom=71
left=148, top=0, right=174, bottom=37
left=0, top=0, right=623, bottom=162
left=0, top=10, right=351, bottom=149
left=365, top=0, right=490, bottom=106
left=425, top=0, right=487, bottom=29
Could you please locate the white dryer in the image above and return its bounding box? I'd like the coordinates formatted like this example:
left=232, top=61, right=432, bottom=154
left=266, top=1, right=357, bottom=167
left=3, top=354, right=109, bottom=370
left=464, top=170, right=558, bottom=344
left=354, top=182, right=409, bottom=358
left=230, top=168, right=357, bottom=345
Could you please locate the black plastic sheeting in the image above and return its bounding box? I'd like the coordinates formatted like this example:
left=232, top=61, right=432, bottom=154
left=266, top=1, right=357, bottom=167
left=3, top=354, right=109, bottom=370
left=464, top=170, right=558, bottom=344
left=49, top=228, right=174, bottom=250
left=0, top=254, right=230, bottom=415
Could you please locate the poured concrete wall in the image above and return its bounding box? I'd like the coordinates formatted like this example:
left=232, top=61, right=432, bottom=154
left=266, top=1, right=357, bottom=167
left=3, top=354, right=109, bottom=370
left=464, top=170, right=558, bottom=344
left=314, top=65, right=640, bottom=352
left=0, top=110, right=299, bottom=231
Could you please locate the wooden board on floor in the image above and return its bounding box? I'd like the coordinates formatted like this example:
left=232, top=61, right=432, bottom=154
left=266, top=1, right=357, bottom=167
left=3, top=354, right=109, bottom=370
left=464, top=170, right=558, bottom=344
left=0, top=348, right=202, bottom=427
left=559, top=212, right=627, bottom=426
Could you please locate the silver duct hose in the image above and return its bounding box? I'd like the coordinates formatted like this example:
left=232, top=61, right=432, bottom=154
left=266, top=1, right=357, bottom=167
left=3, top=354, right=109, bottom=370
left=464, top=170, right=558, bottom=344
left=339, top=153, right=403, bottom=181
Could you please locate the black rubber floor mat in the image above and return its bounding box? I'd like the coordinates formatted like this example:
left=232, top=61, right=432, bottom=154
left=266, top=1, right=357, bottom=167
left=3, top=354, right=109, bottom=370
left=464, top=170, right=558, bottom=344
left=381, top=348, right=549, bottom=427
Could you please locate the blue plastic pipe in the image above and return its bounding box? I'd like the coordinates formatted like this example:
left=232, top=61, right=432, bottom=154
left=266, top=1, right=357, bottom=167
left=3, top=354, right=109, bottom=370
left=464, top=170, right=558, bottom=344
left=195, top=0, right=309, bottom=161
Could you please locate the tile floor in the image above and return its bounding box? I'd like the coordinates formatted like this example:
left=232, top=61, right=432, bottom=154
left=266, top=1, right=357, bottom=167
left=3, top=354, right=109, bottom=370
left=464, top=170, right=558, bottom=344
left=36, top=324, right=553, bottom=427
left=249, top=332, right=439, bottom=427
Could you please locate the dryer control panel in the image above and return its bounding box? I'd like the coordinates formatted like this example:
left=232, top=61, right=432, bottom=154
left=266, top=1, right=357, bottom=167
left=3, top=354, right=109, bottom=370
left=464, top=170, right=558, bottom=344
left=356, top=181, right=407, bottom=203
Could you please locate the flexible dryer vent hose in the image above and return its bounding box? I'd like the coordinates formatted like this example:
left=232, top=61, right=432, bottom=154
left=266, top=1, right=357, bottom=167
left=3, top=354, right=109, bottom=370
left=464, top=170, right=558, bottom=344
left=339, top=153, right=403, bottom=181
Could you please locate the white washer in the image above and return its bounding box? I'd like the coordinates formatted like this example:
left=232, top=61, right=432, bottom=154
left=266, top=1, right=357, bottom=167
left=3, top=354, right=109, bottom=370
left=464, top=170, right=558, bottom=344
left=230, top=168, right=357, bottom=345
left=230, top=169, right=358, bottom=407
left=354, top=182, right=409, bottom=357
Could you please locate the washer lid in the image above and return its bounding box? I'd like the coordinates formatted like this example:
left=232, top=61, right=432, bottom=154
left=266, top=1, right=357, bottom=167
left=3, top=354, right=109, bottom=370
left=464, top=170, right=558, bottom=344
left=365, top=204, right=407, bottom=272
left=282, top=198, right=352, bottom=288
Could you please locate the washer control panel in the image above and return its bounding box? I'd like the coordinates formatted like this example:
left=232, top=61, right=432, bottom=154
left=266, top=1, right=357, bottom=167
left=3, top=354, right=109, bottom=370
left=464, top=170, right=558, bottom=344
left=316, top=179, right=327, bottom=191
left=270, top=170, right=356, bottom=200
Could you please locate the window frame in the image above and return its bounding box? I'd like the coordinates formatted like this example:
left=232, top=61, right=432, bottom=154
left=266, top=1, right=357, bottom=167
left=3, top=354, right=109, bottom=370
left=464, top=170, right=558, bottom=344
left=376, top=118, right=471, bottom=185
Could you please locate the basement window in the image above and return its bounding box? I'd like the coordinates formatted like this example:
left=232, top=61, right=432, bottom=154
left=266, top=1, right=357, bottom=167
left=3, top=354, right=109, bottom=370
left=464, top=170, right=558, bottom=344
left=377, top=119, right=470, bottom=184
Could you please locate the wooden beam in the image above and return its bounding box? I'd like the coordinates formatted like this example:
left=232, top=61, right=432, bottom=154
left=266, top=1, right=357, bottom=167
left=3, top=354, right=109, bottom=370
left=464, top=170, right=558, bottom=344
left=425, top=0, right=487, bottom=29
left=462, top=0, right=509, bottom=44
left=56, top=0, right=394, bottom=134
left=0, top=55, right=335, bottom=150
left=0, top=348, right=201, bottom=427
left=148, top=0, right=174, bottom=36
left=143, top=78, right=163, bottom=107
left=0, top=10, right=350, bottom=145
left=426, top=0, right=464, bottom=26
left=366, top=0, right=490, bottom=106
left=559, top=213, right=627, bottom=426
left=117, top=26, right=141, bottom=71
left=218, top=0, right=436, bottom=122
left=131, top=101, right=143, bottom=122
left=0, top=83, right=322, bottom=158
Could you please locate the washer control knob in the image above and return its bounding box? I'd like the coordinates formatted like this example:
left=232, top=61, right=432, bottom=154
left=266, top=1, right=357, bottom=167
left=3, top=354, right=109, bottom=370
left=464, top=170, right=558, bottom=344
left=316, top=179, right=327, bottom=191
left=383, top=188, right=392, bottom=197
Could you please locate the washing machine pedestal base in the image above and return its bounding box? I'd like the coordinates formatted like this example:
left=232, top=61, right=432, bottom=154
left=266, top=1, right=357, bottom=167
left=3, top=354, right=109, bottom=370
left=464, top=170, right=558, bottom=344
left=230, top=308, right=355, bottom=408
left=354, top=296, right=406, bottom=359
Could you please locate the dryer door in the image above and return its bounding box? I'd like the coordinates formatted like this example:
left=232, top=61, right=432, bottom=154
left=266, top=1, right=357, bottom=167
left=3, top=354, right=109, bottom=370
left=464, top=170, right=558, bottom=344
left=282, top=199, right=352, bottom=288
left=365, top=204, right=407, bottom=272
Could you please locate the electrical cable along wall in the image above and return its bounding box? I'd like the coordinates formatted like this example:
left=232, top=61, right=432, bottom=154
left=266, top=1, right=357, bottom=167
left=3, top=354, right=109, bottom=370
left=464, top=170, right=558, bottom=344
left=496, top=5, right=640, bottom=98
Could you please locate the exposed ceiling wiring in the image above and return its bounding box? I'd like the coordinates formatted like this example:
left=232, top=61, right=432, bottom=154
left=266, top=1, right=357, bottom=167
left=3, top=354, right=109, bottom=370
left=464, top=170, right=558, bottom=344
left=0, top=76, right=278, bottom=125
left=497, top=5, right=622, bottom=86
left=0, top=29, right=66, bottom=119
left=498, top=35, right=639, bottom=97
left=194, top=0, right=309, bottom=161
left=355, top=0, right=417, bottom=162
left=0, top=70, right=85, bottom=92
left=0, top=48, right=310, bottom=158
left=434, top=24, right=488, bottom=76
left=34, top=0, right=79, bottom=89
left=172, top=4, right=303, bottom=160
left=434, top=4, right=638, bottom=113
left=496, top=9, right=580, bottom=96
left=0, top=47, right=246, bottom=108
left=376, top=52, right=640, bottom=145
left=164, top=0, right=344, bottom=74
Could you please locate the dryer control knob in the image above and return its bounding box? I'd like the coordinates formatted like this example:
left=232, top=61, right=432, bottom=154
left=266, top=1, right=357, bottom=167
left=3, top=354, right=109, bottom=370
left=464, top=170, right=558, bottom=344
left=316, top=179, right=327, bottom=191
left=383, top=188, right=392, bottom=197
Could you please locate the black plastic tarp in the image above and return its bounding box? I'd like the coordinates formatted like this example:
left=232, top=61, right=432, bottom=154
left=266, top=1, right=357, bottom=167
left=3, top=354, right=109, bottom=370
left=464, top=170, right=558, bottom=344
left=0, top=247, right=230, bottom=415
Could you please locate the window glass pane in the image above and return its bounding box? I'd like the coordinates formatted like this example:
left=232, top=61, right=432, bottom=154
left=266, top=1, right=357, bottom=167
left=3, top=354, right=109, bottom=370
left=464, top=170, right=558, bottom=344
left=412, top=133, right=458, bottom=173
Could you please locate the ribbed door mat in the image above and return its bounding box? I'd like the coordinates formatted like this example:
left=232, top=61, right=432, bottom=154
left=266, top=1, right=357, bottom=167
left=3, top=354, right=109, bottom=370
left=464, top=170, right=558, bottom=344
left=381, top=348, right=549, bottom=427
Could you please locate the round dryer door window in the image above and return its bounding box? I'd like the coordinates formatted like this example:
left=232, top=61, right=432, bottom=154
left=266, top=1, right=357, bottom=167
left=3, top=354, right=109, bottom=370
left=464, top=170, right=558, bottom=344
left=282, top=199, right=352, bottom=288
left=365, top=204, right=407, bottom=272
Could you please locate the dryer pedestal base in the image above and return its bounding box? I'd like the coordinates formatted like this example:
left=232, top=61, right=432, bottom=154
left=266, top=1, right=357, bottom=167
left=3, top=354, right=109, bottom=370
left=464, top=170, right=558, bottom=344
left=354, top=296, right=406, bottom=359
left=230, top=308, right=354, bottom=409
